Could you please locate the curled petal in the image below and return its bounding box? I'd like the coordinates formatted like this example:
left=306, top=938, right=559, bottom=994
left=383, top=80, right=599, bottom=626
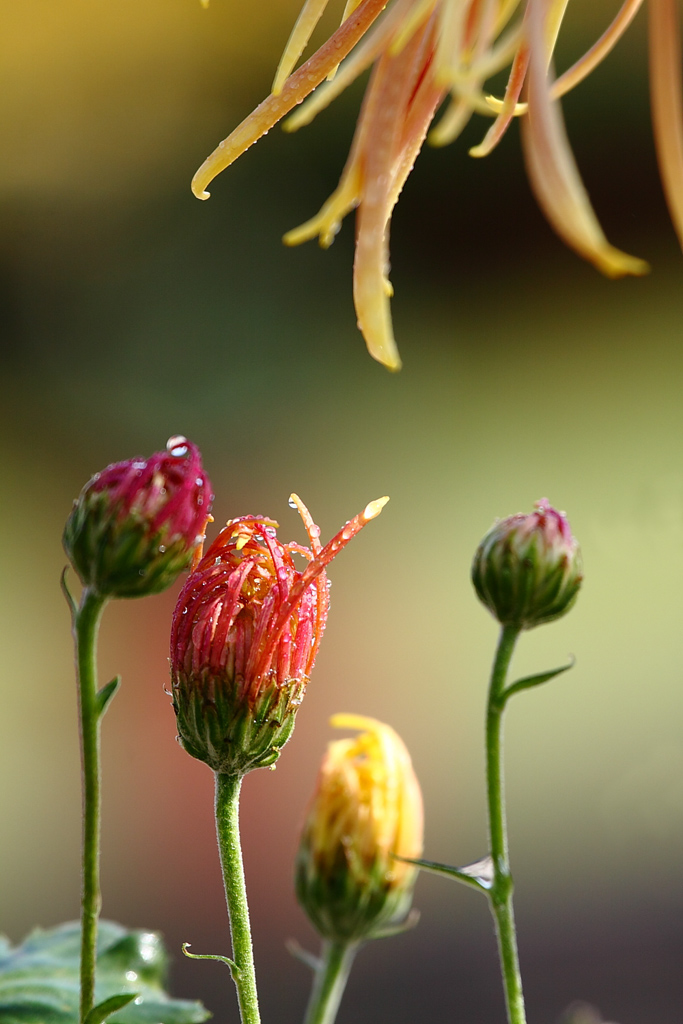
left=553, top=0, right=644, bottom=99
left=522, top=0, right=648, bottom=278
left=469, top=42, right=529, bottom=156
left=649, top=0, right=683, bottom=249
left=354, top=22, right=436, bottom=369
left=192, top=0, right=390, bottom=199
left=429, top=95, right=473, bottom=146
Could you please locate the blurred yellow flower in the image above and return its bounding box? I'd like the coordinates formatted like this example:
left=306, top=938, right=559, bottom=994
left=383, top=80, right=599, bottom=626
left=296, top=713, right=423, bottom=942
left=193, top=0, right=683, bottom=369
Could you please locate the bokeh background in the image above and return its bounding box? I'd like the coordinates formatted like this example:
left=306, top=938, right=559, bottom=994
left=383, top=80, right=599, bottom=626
left=2, top=1, right=683, bottom=1021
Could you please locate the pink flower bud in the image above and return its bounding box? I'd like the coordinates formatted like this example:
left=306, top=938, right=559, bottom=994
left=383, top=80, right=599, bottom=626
left=63, top=436, right=213, bottom=599
left=471, top=498, right=582, bottom=630
left=170, top=494, right=388, bottom=775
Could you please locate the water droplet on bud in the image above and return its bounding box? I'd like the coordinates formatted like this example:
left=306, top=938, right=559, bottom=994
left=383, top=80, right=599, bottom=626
left=167, top=435, right=189, bottom=457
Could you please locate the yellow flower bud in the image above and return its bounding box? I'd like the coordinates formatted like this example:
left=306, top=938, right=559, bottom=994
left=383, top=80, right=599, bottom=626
left=296, top=715, right=423, bottom=943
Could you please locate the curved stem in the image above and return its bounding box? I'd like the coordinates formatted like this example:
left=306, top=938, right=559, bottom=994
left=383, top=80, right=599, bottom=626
left=214, top=773, right=261, bottom=1024
left=75, top=586, right=107, bottom=1024
left=303, top=940, right=357, bottom=1024
left=486, top=624, right=526, bottom=1024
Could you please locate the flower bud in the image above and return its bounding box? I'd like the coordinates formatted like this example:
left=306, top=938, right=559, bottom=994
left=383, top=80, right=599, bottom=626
left=471, top=498, right=582, bottom=630
left=296, top=714, right=423, bottom=943
left=170, top=495, right=388, bottom=776
left=63, top=436, right=213, bottom=599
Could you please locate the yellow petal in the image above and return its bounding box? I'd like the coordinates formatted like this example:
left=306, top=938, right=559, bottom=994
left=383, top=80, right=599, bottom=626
left=191, top=0, right=390, bottom=199
left=272, top=0, right=333, bottom=96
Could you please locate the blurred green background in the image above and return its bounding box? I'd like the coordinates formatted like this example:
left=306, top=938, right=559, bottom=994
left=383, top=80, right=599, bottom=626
left=1, top=1, right=682, bottom=1021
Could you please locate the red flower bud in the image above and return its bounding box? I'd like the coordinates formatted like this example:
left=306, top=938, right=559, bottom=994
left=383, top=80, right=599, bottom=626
left=63, top=436, right=213, bottom=599
left=170, top=494, right=389, bottom=775
left=472, top=498, right=582, bottom=630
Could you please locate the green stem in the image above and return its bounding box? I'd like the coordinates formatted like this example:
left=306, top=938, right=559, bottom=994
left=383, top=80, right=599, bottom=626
left=303, top=941, right=357, bottom=1024
left=75, top=586, right=107, bottom=1024
left=486, top=624, right=526, bottom=1024
left=214, top=773, right=261, bottom=1024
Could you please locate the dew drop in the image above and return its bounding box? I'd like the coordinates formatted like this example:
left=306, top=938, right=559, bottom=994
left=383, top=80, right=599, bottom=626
left=310, top=524, right=321, bottom=539
left=159, top=544, right=166, bottom=553
left=167, top=435, right=189, bottom=457
left=288, top=497, right=298, bottom=509
left=126, top=971, right=138, bottom=982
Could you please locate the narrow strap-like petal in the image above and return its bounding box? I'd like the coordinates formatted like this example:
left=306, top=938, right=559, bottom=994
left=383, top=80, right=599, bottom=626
left=521, top=0, right=648, bottom=277
left=552, top=0, right=644, bottom=99
left=272, top=0, right=334, bottom=95
left=469, top=40, right=528, bottom=156
left=284, top=0, right=413, bottom=132
left=192, top=0, right=390, bottom=199
left=650, top=0, right=683, bottom=248
left=353, top=23, right=436, bottom=368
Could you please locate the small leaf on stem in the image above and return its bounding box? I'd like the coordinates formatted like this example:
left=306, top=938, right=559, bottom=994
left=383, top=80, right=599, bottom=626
left=500, top=657, right=575, bottom=706
left=96, top=677, right=121, bottom=718
left=84, top=992, right=138, bottom=1024
left=395, top=854, right=493, bottom=892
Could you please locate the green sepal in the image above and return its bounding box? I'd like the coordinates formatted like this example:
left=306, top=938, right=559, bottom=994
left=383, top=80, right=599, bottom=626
left=60, top=567, right=77, bottom=623
left=296, top=842, right=417, bottom=943
left=500, top=657, right=575, bottom=706
left=96, top=677, right=121, bottom=719
left=0, top=920, right=210, bottom=1024
left=396, top=854, right=494, bottom=892
left=285, top=940, right=322, bottom=973
left=367, top=907, right=421, bottom=940
left=182, top=944, right=237, bottom=978
left=64, top=494, right=196, bottom=600
left=173, top=674, right=304, bottom=775
left=84, top=993, right=138, bottom=1024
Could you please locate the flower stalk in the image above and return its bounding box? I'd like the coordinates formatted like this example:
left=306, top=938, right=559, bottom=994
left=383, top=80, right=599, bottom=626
left=303, top=941, right=358, bottom=1024
left=214, top=773, right=261, bottom=1024
left=485, top=624, right=525, bottom=1024
left=71, top=585, right=108, bottom=1024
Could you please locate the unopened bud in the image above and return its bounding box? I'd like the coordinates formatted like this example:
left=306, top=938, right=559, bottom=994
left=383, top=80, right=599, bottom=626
left=63, top=437, right=213, bottom=599
left=170, top=497, right=387, bottom=776
left=472, top=498, right=582, bottom=630
left=296, top=715, right=423, bottom=943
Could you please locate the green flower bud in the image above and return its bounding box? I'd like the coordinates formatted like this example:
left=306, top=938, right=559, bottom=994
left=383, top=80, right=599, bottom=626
left=472, top=498, right=582, bottom=630
left=63, top=437, right=212, bottom=599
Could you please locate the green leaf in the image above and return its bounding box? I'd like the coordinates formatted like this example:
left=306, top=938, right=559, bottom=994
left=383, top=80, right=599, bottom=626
left=84, top=993, right=138, bottom=1024
left=500, top=656, right=575, bottom=705
left=396, top=854, right=494, bottom=892
left=96, top=677, right=121, bottom=718
left=0, top=921, right=211, bottom=1024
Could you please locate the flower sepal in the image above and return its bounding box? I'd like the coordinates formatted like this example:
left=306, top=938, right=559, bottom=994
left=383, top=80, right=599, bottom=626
left=173, top=675, right=304, bottom=776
